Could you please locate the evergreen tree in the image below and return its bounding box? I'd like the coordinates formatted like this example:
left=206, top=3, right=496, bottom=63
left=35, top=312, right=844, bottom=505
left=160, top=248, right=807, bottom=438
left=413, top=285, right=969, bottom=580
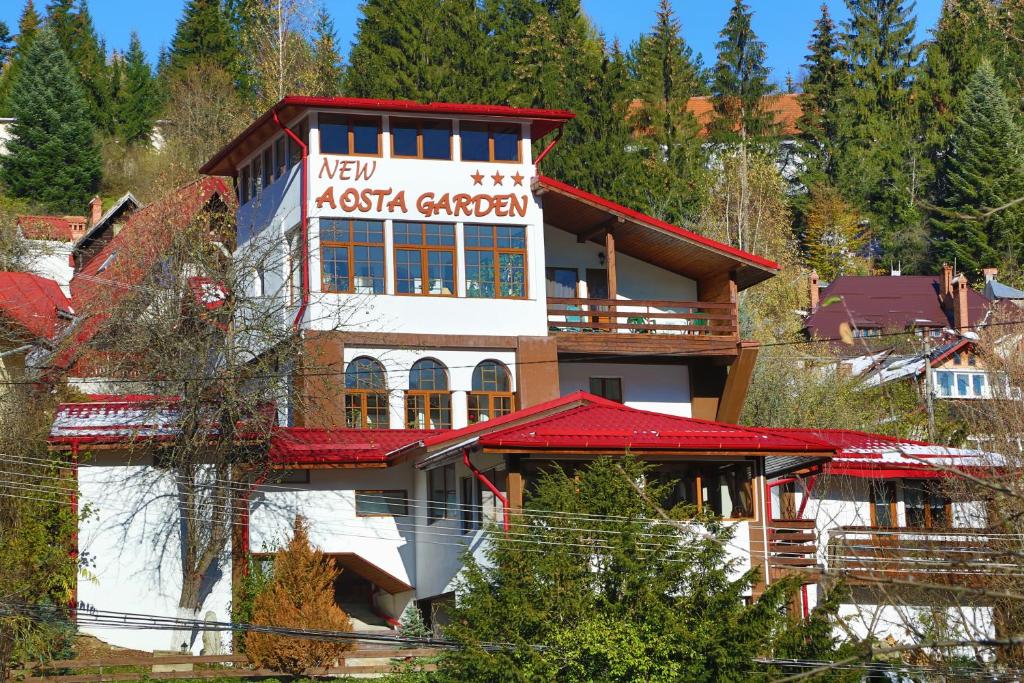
left=0, top=22, right=12, bottom=72
left=797, top=3, right=845, bottom=185
left=0, top=1, right=42, bottom=116
left=710, top=0, right=776, bottom=144
left=46, top=0, right=111, bottom=132
left=309, top=8, right=343, bottom=97
left=114, top=33, right=160, bottom=145
left=627, top=0, right=707, bottom=220
left=836, top=0, right=925, bottom=271
left=931, top=61, right=1024, bottom=279
left=0, top=28, right=101, bottom=212
left=167, top=0, right=237, bottom=76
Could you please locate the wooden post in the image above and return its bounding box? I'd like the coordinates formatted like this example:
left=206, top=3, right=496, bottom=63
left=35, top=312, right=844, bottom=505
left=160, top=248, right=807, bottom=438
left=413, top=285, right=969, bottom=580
left=506, top=456, right=524, bottom=511
left=605, top=230, right=617, bottom=301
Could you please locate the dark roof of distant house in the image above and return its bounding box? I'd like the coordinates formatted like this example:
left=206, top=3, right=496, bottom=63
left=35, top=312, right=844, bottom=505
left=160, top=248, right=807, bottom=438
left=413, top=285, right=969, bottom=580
left=201, top=96, right=576, bottom=176
left=0, top=272, right=72, bottom=340
left=17, top=215, right=86, bottom=242
left=985, top=278, right=1024, bottom=301
left=804, top=275, right=990, bottom=341
left=74, top=192, right=142, bottom=254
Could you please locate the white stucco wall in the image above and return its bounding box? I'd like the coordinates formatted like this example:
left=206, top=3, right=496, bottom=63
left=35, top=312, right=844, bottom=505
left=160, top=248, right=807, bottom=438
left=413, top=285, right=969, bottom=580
left=558, top=361, right=691, bottom=416
left=27, top=241, right=74, bottom=295
left=77, top=458, right=232, bottom=654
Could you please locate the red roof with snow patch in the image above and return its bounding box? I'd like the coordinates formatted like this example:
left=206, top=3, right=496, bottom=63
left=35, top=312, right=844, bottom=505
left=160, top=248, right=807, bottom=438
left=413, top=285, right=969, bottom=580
left=270, top=428, right=434, bottom=466
left=0, top=272, right=72, bottom=340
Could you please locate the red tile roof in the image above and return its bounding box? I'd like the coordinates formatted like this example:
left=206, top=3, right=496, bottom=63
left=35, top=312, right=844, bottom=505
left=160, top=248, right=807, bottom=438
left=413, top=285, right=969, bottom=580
left=685, top=94, right=803, bottom=137
left=17, top=215, right=87, bottom=242
left=804, top=275, right=990, bottom=342
left=0, top=271, right=72, bottom=340
left=201, top=96, right=575, bottom=176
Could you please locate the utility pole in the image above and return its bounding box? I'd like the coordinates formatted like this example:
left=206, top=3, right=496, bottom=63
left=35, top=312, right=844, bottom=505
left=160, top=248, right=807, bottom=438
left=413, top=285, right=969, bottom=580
left=922, top=336, right=936, bottom=440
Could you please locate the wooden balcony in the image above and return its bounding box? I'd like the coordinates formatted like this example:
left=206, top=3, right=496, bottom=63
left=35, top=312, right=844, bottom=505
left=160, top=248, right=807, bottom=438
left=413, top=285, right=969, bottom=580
left=826, top=526, right=1013, bottom=587
left=767, top=518, right=820, bottom=580
left=547, top=297, right=739, bottom=355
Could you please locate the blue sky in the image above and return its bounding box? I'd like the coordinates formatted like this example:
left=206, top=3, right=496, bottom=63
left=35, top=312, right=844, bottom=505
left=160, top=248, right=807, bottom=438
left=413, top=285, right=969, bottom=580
left=0, top=0, right=941, bottom=86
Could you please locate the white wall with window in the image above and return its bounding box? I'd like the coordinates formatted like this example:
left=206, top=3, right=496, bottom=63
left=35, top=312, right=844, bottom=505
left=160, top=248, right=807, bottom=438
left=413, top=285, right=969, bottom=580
left=558, top=361, right=692, bottom=416
left=932, top=369, right=998, bottom=399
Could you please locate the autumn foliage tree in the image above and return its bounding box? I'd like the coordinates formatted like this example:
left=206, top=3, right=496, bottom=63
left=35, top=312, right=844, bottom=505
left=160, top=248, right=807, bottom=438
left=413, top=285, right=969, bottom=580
left=245, top=516, right=353, bottom=674
left=803, top=183, right=871, bottom=281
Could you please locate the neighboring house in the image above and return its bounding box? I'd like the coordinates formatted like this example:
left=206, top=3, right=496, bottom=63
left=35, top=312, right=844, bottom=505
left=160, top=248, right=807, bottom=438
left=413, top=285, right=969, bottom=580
left=0, top=271, right=73, bottom=383
left=14, top=214, right=83, bottom=294
left=72, top=192, right=142, bottom=273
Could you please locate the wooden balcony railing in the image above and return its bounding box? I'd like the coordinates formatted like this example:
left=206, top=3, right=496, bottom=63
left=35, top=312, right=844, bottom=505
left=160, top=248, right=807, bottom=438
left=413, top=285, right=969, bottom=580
left=547, top=298, right=738, bottom=338
left=767, top=518, right=819, bottom=578
left=826, top=526, right=1014, bottom=585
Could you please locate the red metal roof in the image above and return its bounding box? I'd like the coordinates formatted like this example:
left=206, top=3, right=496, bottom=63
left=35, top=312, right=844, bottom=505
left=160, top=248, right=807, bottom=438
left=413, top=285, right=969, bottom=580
left=269, top=428, right=434, bottom=466
left=0, top=272, right=72, bottom=340
left=201, top=96, right=575, bottom=176
left=804, top=275, right=990, bottom=342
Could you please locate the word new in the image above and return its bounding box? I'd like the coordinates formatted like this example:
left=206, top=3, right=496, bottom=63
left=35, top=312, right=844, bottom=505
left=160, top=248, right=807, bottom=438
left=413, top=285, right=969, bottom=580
left=315, top=186, right=529, bottom=219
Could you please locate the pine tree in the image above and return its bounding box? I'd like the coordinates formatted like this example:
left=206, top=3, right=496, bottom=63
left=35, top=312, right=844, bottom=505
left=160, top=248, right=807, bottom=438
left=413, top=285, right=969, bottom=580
left=309, top=8, right=343, bottom=97
left=244, top=516, right=353, bottom=675
left=710, top=0, right=776, bottom=144
left=627, top=0, right=707, bottom=220
left=168, top=0, right=237, bottom=76
left=0, top=1, right=42, bottom=116
left=797, top=4, right=846, bottom=185
left=930, top=61, right=1024, bottom=279
left=0, top=22, right=12, bottom=72
left=0, top=28, right=101, bottom=212
left=114, top=32, right=160, bottom=145
left=836, top=0, right=925, bottom=271
left=46, top=0, right=111, bottom=132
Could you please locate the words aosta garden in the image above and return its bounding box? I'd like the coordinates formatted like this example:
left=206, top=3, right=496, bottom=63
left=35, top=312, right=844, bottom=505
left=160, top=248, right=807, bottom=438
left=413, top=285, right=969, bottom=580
left=314, top=158, right=530, bottom=219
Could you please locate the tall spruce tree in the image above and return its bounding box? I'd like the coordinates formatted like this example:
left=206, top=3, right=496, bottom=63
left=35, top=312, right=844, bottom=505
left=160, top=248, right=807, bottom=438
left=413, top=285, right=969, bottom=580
left=710, top=0, right=776, bottom=144
left=837, top=0, right=925, bottom=271
left=930, top=61, right=1024, bottom=279
left=167, top=0, right=237, bottom=75
left=0, top=22, right=12, bottom=71
left=0, top=1, right=41, bottom=116
left=310, top=8, right=343, bottom=97
left=0, top=28, right=101, bottom=212
left=797, top=4, right=845, bottom=185
left=46, top=0, right=111, bottom=132
left=114, top=32, right=160, bottom=145
left=627, top=0, right=707, bottom=221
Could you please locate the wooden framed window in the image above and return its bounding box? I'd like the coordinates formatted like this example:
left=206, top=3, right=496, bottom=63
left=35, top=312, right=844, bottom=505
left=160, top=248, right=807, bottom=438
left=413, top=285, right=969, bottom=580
left=904, top=480, right=951, bottom=529
left=287, top=227, right=301, bottom=305
left=288, top=118, right=308, bottom=167
left=703, top=463, right=755, bottom=520
left=320, top=218, right=386, bottom=294
left=406, top=358, right=451, bottom=429
left=344, top=356, right=389, bottom=428
left=428, top=463, right=456, bottom=523
left=251, top=154, right=262, bottom=198
left=393, top=222, right=455, bottom=296
left=464, top=224, right=527, bottom=298
left=275, top=136, right=287, bottom=178
left=356, top=490, right=408, bottom=517
left=870, top=480, right=898, bottom=527
left=262, top=147, right=273, bottom=187
left=240, top=166, right=251, bottom=203
left=270, top=469, right=310, bottom=484
left=391, top=118, right=451, bottom=160
left=468, top=360, right=514, bottom=424
left=460, top=476, right=480, bottom=533
left=460, top=122, right=521, bottom=162
left=589, top=377, right=623, bottom=403
left=320, top=114, right=381, bottom=156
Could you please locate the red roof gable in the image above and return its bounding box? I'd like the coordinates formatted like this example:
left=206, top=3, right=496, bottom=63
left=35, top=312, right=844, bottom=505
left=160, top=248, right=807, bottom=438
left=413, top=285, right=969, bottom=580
left=201, top=96, right=575, bottom=176
left=0, top=272, right=72, bottom=340
left=804, top=275, right=990, bottom=341
left=18, top=215, right=87, bottom=242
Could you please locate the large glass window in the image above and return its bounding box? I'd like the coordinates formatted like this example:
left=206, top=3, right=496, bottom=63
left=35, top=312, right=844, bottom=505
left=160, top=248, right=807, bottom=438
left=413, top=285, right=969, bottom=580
left=468, top=360, right=514, bottom=424
left=546, top=267, right=577, bottom=298
left=428, top=464, right=457, bottom=523
left=406, top=359, right=451, bottom=429
left=240, top=166, right=251, bottom=203
left=391, top=118, right=451, bottom=160
left=320, top=114, right=381, bottom=156
left=344, top=356, right=389, bottom=428
left=356, top=490, right=408, bottom=516
left=275, top=136, right=286, bottom=178
left=589, top=377, right=623, bottom=403
left=393, top=222, right=455, bottom=296
left=320, top=219, right=385, bottom=294
left=262, top=147, right=273, bottom=187
left=288, top=118, right=308, bottom=167
left=870, top=480, right=897, bottom=527
left=904, top=480, right=950, bottom=529
left=460, top=123, right=521, bottom=162
left=465, top=224, right=526, bottom=298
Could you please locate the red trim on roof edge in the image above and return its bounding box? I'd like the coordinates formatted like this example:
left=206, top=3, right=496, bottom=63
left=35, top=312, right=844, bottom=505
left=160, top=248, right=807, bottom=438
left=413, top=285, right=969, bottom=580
left=535, top=175, right=780, bottom=273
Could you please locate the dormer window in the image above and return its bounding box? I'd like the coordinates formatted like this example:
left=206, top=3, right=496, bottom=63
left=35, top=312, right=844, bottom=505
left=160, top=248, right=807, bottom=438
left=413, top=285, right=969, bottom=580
left=392, top=118, right=451, bottom=160
left=320, top=114, right=381, bottom=156
left=460, top=123, right=521, bottom=163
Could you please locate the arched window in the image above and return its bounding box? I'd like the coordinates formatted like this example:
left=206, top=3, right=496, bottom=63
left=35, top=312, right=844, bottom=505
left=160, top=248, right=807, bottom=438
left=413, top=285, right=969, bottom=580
left=405, top=359, right=451, bottom=429
left=468, top=360, right=514, bottom=424
left=344, top=357, right=389, bottom=428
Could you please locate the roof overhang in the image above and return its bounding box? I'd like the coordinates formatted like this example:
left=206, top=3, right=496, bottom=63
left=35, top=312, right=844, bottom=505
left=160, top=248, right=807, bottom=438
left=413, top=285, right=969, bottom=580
left=201, top=96, right=575, bottom=176
left=534, top=176, right=779, bottom=290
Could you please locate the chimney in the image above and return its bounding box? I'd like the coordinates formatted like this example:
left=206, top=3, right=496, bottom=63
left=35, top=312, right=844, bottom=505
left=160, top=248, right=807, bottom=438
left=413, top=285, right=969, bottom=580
left=982, top=267, right=998, bottom=283
left=89, top=196, right=102, bottom=226
left=809, top=270, right=819, bottom=310
left=941, top=263, right=954, bottom=300
left=953, top=273, right=970, bottom=333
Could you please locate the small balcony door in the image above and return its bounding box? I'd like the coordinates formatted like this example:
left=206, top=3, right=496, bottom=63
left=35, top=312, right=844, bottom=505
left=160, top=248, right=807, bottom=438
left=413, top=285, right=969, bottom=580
left=586, top=269, right=609, bottom=326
